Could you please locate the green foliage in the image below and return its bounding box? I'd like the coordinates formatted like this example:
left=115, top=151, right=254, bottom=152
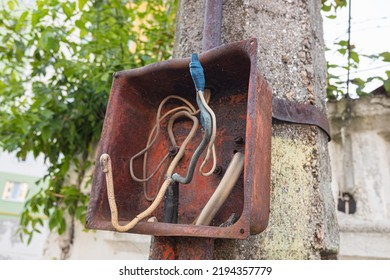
left=0, top=0, right=177, bottom=243
left=327, top=45, right=390, bottom=100
left=322, top=1, right=390, bottom=100
left=321, top=0, right=347, bottom=18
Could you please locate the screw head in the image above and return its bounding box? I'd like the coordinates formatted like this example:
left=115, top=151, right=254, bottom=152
left=168, top=146, right=179, bottom=156
left=213, top=166, right=223, bottom=176
left=234, top=136, right=244, bottom=145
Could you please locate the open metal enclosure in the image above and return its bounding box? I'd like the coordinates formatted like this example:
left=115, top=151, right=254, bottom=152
left=85, top=38, right=272, bottom=239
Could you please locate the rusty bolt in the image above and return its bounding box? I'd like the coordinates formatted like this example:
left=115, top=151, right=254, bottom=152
left=234, top=136, right=244, bottom=145
left=213, top=166, right=223, bottom=176
left=168, top=146, right=179, bottom=156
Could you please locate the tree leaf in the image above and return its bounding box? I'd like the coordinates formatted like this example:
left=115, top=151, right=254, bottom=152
left=350, top=51, right=360, bottom=63
left=15, top=11, right=29, bottom=32
left=32, top=9, right=48, bottom=28
left=384, top=79, right=390, bottom=93
left=7, top=0, right=15, bottom=11
left=27, top=233, right=33, bottom=245
left=61, top=3, right=73, bottom=19
left=78, top=0, right=88, bottom=10
left=38, top=30, right=60, bottom=52
left=48, top=213, right=57, bottom=231
left=100, top=72, right=109, bottom=82
left=334, top=0, right=347, bottom=9
left=351, top=78, right=365, bottom=86
left=338, top=48, right=346, bottom=55
left=59, top=219, right=66, bottom=234
left=321, top=4, right=331, bottom=11
left=380, top=52, right=390, bottom=62
left=337, top=40, right=348, bottom=47
left=75, top=206, right=86, bottom=220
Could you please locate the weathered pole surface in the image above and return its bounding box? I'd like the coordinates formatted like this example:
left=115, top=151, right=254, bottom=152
left=169, top=0, right=339, bottom=260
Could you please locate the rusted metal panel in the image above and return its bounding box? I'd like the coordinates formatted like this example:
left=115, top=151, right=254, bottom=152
left=249, top=73, right=272, bottom=234
left=149, top=237, right=176, bottom=260
left=85, top=38, right=272, bottom=239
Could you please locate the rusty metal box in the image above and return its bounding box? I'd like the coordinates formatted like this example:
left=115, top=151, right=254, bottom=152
left=85, top=38, right=271, bottom=239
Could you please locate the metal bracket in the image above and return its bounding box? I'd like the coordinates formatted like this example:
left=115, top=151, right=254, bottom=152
left=272, top=98, right=331, bottom=141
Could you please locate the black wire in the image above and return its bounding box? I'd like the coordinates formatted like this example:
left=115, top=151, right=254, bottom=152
left=163, top=181, right=179, bottom=224
left=352, top=16, right=390, bottom=24
left=338, top=64, right=390, bottom=77
left=171, top=90, right=213, bottom=184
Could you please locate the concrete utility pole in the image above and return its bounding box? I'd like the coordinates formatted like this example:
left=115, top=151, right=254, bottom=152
left=156, top=0, right=339, bottom=259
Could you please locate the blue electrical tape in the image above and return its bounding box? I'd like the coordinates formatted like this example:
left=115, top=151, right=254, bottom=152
left=189, top=53, right=205, bottom=92
left=189, top=53, right=206, bottom=128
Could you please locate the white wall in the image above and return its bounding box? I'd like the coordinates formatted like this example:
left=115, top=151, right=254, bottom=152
left=328, top=95, right=390, bottom=259
left=41, top=216, right=151, bottom=260
left=0, top=151, right=49, bottom=260
left=0, top=219, right=49, bottom=260
left=0, top=151, right=47, bottom=177
left=70, top=223, right=151, bottom=260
